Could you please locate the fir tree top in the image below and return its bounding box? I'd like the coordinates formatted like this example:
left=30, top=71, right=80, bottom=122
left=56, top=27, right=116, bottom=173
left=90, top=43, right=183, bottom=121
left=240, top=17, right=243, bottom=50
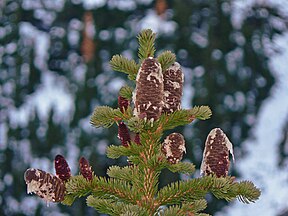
left=24, top=29, right=260, bottom=216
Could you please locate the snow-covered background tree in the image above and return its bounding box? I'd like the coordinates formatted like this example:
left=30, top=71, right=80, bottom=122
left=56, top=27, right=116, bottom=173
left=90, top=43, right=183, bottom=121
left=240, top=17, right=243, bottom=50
left=1, top=0, right=288, bottom=215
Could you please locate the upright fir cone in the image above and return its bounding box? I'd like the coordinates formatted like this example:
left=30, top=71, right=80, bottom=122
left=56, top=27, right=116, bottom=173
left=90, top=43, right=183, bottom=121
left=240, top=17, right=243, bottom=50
left=161, top=133, right=186, bottom=164
left=54, top=155, right=71, bottom=182
left=118, top=96, right=130, bottom=113
left=133, top=57, right=164, bottom=121
left=200, top=128, right=235, bottom=178
left=24, top=168, right=66, bottom=203
left=118, top=121, right=131, bottom=147
left=162, top=62, right=184, bottom=114
left=79, top=157, right=93, bottom=181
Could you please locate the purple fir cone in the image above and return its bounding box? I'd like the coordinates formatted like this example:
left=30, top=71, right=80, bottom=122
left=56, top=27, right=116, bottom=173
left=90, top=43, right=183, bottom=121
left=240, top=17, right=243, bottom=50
left=118, top=96, right=130, bottom=113
left=54, top=155, right=71, bottom=182
left=118, top=121, right=131, bottom=147
left=79, top=157, right=93, bottom=181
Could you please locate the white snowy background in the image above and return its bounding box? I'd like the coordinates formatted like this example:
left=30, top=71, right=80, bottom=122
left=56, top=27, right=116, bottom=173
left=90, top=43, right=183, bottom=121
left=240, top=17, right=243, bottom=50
left=2, top=0, right=288, bottom=215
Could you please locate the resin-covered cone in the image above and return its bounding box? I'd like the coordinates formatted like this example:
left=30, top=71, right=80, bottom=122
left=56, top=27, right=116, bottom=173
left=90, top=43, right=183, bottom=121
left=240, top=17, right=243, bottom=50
left=118, top=121, right=131, bottom=147
left=133, top=57, right=164, bottom=121
left=162, top=62, right=184, bottom=114
left=161, top=133, right=186, bottom=164
left=54, top=154, right=71, bottom=182
left=118, top=96, right=130, bottom=113
left=200, top=128, right=235, bottom=177
left=79, top=157, right=93, bottom=181
left=24, top=168, right=65, bottom=202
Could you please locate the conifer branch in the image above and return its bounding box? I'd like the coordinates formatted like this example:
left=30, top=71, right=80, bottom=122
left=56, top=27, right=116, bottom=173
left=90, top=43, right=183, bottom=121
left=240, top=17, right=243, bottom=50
left=166, top=162, right=196, bottom=174
left=234, top=181, right=261, bottom=204
left=90, top=106, right=124, bottom=128
left=137, top=29, right=156, bottom=60
left=107, top=166, right=133, bottom=182
left=63, top=175, right=139, bottom=206
left=209, top=176, right=237, bottom=201
left=153, top=110, right=191, bottom=132
left=164, top=199, right=207, bottom=216
left=86, top=197, right=121, bottom=216
left=209, top=177, right=260, bottom=203
left=110, top=55, right=139, bottom=80
left=106, top=143, right=145, bottom=159
left=156, top=176, right=260, bottom=206
left=90, top=177, right=138, bottom=203
left=127, top=117, right=148, bottom=133
left=160, top=205, right=182, bottom=216
left=86, top=196, right=149, bottom=216
left=106, top=145, right=131, bottom=159
left=119, top=85, right=133, bottom=100
left=157, top=50, right=176, bottom=71
left=156, top=178, right=211, bottom=205
left=152, top=106, right=211, bottom=132
left=186, top=199, right=208, bottom=213
left=120, top=205, right=150, bottom=216
left=189, top=106, right=212, bottom=120
left=62, top=175, right=93, bottom=206
left=161, top=200, right=207, bottom=216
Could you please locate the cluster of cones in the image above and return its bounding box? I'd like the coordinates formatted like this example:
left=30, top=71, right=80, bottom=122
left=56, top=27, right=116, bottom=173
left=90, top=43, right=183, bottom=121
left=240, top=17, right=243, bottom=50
left=118, top=58, right=234, bottom=177
left=24, top=155, right=93, bottom=203
left=117, top=58, right=186, bottom=165
left=24, top=58, right=235, bottom=204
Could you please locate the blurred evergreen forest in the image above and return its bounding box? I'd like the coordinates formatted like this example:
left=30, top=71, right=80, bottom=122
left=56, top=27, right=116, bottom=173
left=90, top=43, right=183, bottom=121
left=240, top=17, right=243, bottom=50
left=0, top=0, right=287, bottom=215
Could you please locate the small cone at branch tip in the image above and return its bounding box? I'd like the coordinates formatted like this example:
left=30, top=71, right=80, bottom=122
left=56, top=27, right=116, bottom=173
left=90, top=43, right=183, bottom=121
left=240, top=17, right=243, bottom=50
left=162, top=62, right=184, bottom=114
left=161, top=133, right=186, bottom=164
left=24, top=168, right=65, bottom=203
left=134, top=133, right=141, bottom=145
left=54, top=154, right=71, bottom=182
left=118, top=96, right=130, bottom=113
left=79, top=157, right=93, bottom=181
left=118, top=121, right=131, bottom=147
left=200, top=128, right=235, bottom=178
left=133, top=57, right=164, bottom=121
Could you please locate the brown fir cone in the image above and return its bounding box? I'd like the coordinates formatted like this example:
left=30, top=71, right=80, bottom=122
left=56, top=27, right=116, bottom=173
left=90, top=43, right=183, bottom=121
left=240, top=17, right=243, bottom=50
left=79, top=157, right=93, bottom=181
left=118, top=96, right=130, bottom=113
left=161, top=133, right=186, bottom=164
left=133, top=57, right=164, bottom=121
left=24, top=168, right=65, bottom=203
left=54, top=155, right=71, bottom=182
left=200, top=128, right=235, bottom=178
left=162, top=62, right=184, bottom=114
left=118, top=121, right=131, bottom=147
